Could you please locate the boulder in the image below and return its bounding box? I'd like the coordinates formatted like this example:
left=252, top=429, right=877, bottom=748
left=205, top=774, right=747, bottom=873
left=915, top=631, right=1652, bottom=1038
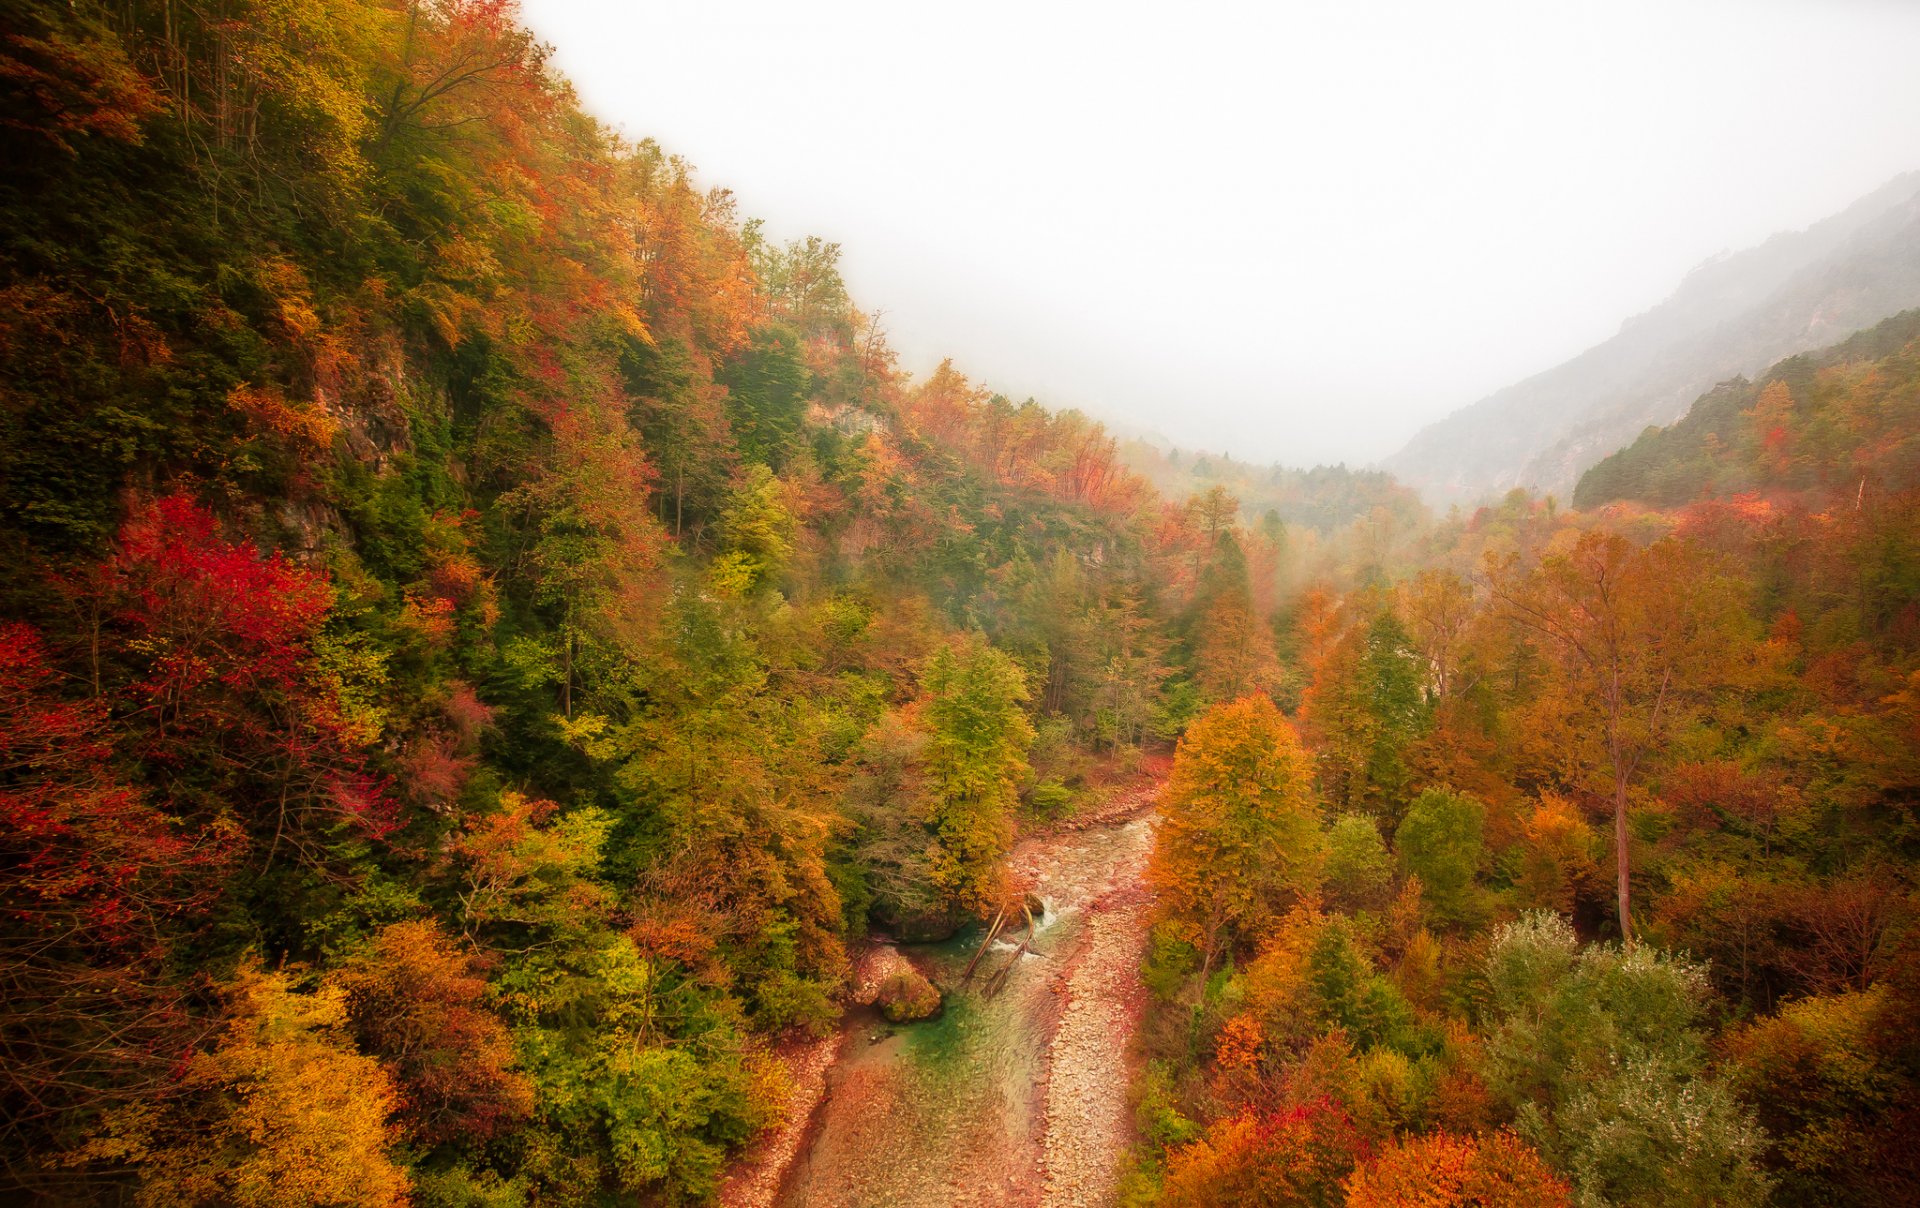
left=882, top=904, right=963, bottom=944
left=875, top=965, right=942, bottom=1023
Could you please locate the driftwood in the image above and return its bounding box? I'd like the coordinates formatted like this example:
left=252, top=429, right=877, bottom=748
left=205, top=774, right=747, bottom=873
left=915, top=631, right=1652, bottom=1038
left=981, top=903, right=1041, bottom=1000
left=961, top=906, right=1008, bottom=983
left=982, top=939, right=1029, bottom=999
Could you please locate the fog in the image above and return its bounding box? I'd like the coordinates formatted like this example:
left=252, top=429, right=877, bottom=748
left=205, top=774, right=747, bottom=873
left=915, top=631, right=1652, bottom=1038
left=520, top=0, right=1920, bottom=467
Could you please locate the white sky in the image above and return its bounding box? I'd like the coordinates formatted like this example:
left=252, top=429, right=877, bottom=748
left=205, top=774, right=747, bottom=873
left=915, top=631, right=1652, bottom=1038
left=521, top=0, right=1920, bottom=467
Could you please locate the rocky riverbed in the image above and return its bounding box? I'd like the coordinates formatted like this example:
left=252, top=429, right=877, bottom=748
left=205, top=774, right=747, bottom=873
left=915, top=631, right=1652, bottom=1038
left=720, top=778, right=1160, bottom=1208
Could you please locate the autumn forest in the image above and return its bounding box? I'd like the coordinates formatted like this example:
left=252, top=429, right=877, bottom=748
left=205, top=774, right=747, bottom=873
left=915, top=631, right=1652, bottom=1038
left=2, top=2, right=1918, bottom=1206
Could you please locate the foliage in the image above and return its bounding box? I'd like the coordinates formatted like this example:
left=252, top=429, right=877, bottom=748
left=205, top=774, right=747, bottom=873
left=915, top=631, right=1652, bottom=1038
left=1131, top=178, right=1920, bottom=1208
left=0, top=620, right=228, bottom=1165
left=1303, top=608, right=1429, bottom=818
left=129, top=966, right=411, bottom=1208
left=1149, top=696, right=1325, bottom=969
left=1484, top=914, right=1771, bottom=1206
left=1725, top=985, right=1917, bottom=1204
left=1303, top=914, right=1425, bottom=1056
left=1344, top=1129, right=1572, bottom=1207
left=1491, top=531, right=1754, bottom=940
left=1157, top=1100, right=1364, bottom=1208
left=1323, top=814, right=1394, bottom=914
left=0, top=0, right=1195, bottom=1193
left=1395, top=787, right=1488, bottom=927
left=1577, top=309, right=1920, bottom=510
left=7, top=0, right=1920, bottom=1201
left=333, top=920, right=534, bottom=1148
left=917, top=634, right=1035, bottom=913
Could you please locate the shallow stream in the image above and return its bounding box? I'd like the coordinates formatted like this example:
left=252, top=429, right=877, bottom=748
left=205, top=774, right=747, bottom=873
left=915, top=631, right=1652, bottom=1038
left=776, top=814, right=1155, bottom=1208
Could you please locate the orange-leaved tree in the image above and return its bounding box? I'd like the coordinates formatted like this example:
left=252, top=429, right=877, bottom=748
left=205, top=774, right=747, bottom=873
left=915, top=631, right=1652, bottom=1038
left=1159, top=1100, right=1364, bottom=1208
left=1489, top=532, right=1751, bottom=940
left=1150, top=695, right=1324, bottom=972
left=1344, top=1129, right=1572, bottom=1208
left=333, top=920, right=534, bottom=1148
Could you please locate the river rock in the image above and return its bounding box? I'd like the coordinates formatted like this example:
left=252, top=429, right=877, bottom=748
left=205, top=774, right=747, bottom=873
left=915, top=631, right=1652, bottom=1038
left=881, top=904, right=963, bottom=943
left=875, top=966, right=942, bottom=1023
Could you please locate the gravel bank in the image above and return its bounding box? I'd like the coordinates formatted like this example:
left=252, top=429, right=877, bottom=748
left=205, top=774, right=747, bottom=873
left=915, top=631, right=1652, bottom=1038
left=1038, top=816, right=1156, bottom=1208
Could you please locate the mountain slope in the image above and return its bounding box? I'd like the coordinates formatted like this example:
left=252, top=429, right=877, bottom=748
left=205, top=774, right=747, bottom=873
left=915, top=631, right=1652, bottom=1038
left=1574, top=307, right=1920, bottom=508
left=0, top=5, right=1207, bottom=1200
left=1385, top=171, right=1920, bottom=504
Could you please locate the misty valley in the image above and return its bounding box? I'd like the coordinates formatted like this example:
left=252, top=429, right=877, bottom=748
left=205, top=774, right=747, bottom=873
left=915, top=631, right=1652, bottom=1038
left=2, top=3, right=1920, bottom=1208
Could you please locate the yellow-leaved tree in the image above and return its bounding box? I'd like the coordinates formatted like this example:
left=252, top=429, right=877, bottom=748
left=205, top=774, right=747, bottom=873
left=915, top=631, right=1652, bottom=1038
left=919, top=633, right=1035, bottom=915
left=1149, top=695, right=1325, bottom=973
left=134, top=964, right=409, bottom=1207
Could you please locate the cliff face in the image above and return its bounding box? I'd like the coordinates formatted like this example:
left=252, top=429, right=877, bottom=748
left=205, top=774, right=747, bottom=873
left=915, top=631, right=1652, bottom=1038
left=1384, top=171, right=1920, bottom=505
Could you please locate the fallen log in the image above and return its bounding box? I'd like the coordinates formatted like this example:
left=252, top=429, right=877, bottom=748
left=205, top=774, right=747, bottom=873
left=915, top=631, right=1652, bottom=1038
left=961, top=906, right=1008, bottom=983
left=983, top=938, right=1030, bottom=999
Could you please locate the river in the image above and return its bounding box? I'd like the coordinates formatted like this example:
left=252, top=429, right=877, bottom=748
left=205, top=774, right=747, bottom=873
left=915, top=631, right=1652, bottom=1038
left=723, top=781, right=1159, bottom=1208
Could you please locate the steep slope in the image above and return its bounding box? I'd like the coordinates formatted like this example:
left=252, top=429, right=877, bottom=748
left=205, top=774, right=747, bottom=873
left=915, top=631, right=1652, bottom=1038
left=0, top=4, right=1219, bottom=1202
left=1385, top=171, right=1920, bottom=504
left=1574, top=307, right=1920, bottom=508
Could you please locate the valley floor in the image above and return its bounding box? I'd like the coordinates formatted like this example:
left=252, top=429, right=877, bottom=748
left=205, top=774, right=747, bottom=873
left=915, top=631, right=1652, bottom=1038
left=723, top=778, right=1161, bottom=1208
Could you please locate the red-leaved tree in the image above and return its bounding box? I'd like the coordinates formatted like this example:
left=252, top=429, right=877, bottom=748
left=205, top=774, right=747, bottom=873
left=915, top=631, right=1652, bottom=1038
left=86, top=494, right=393, bottom=860
left=0, top=621, right=231, bottom=1179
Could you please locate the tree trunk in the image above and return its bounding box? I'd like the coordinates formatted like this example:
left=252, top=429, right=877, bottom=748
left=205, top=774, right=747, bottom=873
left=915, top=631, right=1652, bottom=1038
left=1613, top=776, right=1633, bottom=943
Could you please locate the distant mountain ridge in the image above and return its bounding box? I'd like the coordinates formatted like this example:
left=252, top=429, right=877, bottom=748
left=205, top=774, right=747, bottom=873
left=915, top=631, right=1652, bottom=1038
left=1384, top=171, right=1920, bottom=504
left=1117, top=438, right=1425, bottom=533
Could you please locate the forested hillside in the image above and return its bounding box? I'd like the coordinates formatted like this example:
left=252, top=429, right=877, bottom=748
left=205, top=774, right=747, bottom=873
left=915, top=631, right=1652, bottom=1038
left=1121, top=444, right=1425, bottom=539
left=0, top=2, right=1278, bottom=1201
left=1576, top=308, right=1920, bottom=509
left=4, top=3, right=1920, bottom=1208
left=1126, top=380, right=1920, bottom=1202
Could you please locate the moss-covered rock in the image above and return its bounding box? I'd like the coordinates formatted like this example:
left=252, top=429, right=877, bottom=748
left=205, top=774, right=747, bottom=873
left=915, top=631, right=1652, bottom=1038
left=883, top=905, right=963, bottom=944
left=875, top=966, right=942, bottom=1023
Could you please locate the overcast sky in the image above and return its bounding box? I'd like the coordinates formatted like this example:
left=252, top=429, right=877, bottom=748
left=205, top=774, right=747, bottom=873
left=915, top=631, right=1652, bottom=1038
left=520, top=0, right=1920, bottom=467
